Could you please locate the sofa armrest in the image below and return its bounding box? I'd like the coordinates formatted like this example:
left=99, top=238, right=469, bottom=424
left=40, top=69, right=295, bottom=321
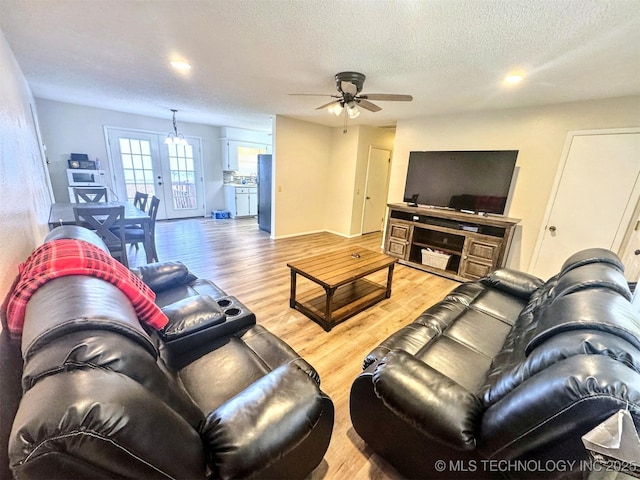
left=372, top=349, right=483, bottom=451
left=131, top=261, right=197, bottom=293
left=160, top=294, right=225, bottom=340
left=479, top=355, right=640, bottom=460
left=480, top=268, right=544, bottom=300
left=9, top=369, right=206, bottom=479
left=201, top=360, right=330, bottom=479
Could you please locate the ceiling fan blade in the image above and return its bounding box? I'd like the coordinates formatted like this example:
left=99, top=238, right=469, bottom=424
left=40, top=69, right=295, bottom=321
left=315, top=99, right=341, bottom=110
left=341, top=81, right=358, bottom=95
left=289, top=93, right=336, bottom=97
left=357, top=99, right=382, bottom=112
left=360, top=94, right=413, bottom=101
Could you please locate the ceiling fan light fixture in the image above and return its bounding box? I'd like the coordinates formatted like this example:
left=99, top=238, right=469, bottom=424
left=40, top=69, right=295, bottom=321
left=165, top=109, right=188, bottom=146
left=347, top=103, right=360, bottom=119
left=328, top=103, right=343, bottom=116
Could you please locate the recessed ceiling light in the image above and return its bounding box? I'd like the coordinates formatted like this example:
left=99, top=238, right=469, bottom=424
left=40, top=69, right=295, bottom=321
left=504, top=73, right=524, bottom=85
left=170, top=60, right=192, bottom=71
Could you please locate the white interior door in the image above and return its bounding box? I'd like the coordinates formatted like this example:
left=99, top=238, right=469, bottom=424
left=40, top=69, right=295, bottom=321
left=106, top=128, right=205, bottom=220
left=531, top=130, right=640, bottom=279
left=362, top=147, right=391, bottom=234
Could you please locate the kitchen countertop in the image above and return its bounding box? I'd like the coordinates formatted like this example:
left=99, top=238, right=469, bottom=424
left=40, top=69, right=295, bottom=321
left=224, top=183, right=257, bottom=187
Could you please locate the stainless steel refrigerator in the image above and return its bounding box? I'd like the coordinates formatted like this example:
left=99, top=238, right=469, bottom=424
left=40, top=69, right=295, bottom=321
left=257, top=154, right=272, bottom=233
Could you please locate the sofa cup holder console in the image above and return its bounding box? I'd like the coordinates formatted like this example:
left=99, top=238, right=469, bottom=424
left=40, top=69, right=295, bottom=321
left=216, top=298, right=244, bottom=317
left=160, top=295, right=257, bottom=366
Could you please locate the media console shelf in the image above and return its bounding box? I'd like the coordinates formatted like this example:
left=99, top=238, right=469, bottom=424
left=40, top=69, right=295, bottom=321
left=384, top=203, right=520, bottom=281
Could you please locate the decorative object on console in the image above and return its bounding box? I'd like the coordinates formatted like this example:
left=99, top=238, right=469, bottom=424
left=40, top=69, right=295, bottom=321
left=164, top=109, right=188, bottom=146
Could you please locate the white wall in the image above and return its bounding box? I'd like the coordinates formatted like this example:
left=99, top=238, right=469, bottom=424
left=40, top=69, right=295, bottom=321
left=273, top=116, right=333, bottom=238
left=35, top=99, right=225, bottom=212
left=324, top=128, right=359, bottom=236
left=390, top=96, right=640, bottom=271
left=0, top=31, right=52, bottom=325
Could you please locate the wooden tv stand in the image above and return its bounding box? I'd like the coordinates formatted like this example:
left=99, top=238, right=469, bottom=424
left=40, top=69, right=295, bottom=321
left=384, top=203, right=520, bottom=282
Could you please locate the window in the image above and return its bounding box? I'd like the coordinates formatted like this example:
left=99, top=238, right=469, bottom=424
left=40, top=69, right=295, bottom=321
left=237, top=145, right=266, bottom=175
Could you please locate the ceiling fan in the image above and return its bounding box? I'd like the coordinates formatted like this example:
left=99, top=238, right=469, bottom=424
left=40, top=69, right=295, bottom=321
left=290, top=71, right=413, bottom=132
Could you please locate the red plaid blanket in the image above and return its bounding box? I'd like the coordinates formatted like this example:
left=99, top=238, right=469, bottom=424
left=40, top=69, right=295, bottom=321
left=2, top=239, right=168, bottom=337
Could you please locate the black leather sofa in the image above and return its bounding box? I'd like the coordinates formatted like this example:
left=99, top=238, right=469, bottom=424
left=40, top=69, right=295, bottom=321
left=2, top=226, right=334, bottom=479
left=350, top=248, right=640, bottom=479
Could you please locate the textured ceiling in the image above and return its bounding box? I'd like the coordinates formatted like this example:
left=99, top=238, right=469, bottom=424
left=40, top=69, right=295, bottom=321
left=1, top=0, right=639, bottom=132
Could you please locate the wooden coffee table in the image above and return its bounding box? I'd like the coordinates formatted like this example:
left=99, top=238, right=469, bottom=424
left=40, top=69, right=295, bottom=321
left=287, top=246, right=396, bottom=331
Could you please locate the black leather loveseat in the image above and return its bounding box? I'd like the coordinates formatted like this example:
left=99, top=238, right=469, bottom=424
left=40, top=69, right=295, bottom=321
left=2, top=226, right=334, bottom=479
left=350, top=248, right=640, bottom=479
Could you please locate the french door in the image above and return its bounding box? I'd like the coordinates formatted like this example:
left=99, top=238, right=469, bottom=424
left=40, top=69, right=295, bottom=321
left=106, top=128, right=205, bottom=220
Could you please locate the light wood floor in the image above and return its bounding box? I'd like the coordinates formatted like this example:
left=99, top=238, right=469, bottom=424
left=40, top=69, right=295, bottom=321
left=128, top=217, right=459, bottom=480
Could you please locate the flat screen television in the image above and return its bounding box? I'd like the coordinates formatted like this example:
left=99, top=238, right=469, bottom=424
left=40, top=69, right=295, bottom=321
left=403, top=150, right=518, bottom=215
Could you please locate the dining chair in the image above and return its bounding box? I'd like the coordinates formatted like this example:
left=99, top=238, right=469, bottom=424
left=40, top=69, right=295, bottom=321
left=73, top=187, right=108, bottom=203
left=73, top=205, right=128, bottom=267
left=133, top=191, right=149, bottom=212
left=128, top=191, right=150, bottom=250
left=123, top=196, right=160, bottom=263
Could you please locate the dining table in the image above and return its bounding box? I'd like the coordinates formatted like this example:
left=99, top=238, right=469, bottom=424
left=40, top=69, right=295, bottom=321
left=48, top=201, right=155, bottom=264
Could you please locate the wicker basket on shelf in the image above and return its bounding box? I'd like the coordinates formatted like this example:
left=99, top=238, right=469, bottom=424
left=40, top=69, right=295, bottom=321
left=421, top=249, right=451, bottom=269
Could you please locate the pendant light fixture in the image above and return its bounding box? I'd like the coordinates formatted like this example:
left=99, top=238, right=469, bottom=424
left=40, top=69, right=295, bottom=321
left=165, top=109, right=188, bottom=146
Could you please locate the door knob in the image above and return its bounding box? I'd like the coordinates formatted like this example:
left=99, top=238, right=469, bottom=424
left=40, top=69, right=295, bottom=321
left=634, top=249, right=640, bottom=256
left=366, top=196, right=371, bottom=200
left=548, top=226, right=557, bottom=232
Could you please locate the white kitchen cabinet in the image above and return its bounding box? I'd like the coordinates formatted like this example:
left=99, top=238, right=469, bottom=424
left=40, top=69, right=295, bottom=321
left=220, top=139, right=272, bottom=172
left=221, top=140, right=240, bottom=171
left=248, top=189, right=257, bottom=216
left=224, top=185, right=257, bottom=218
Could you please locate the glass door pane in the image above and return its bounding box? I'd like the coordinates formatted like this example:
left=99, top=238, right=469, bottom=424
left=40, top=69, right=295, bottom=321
left=167, top=143, right=197, bottom=210
left=119, top=137, right=156, bottom=202
left=160, top=140, right=204, bottom=219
